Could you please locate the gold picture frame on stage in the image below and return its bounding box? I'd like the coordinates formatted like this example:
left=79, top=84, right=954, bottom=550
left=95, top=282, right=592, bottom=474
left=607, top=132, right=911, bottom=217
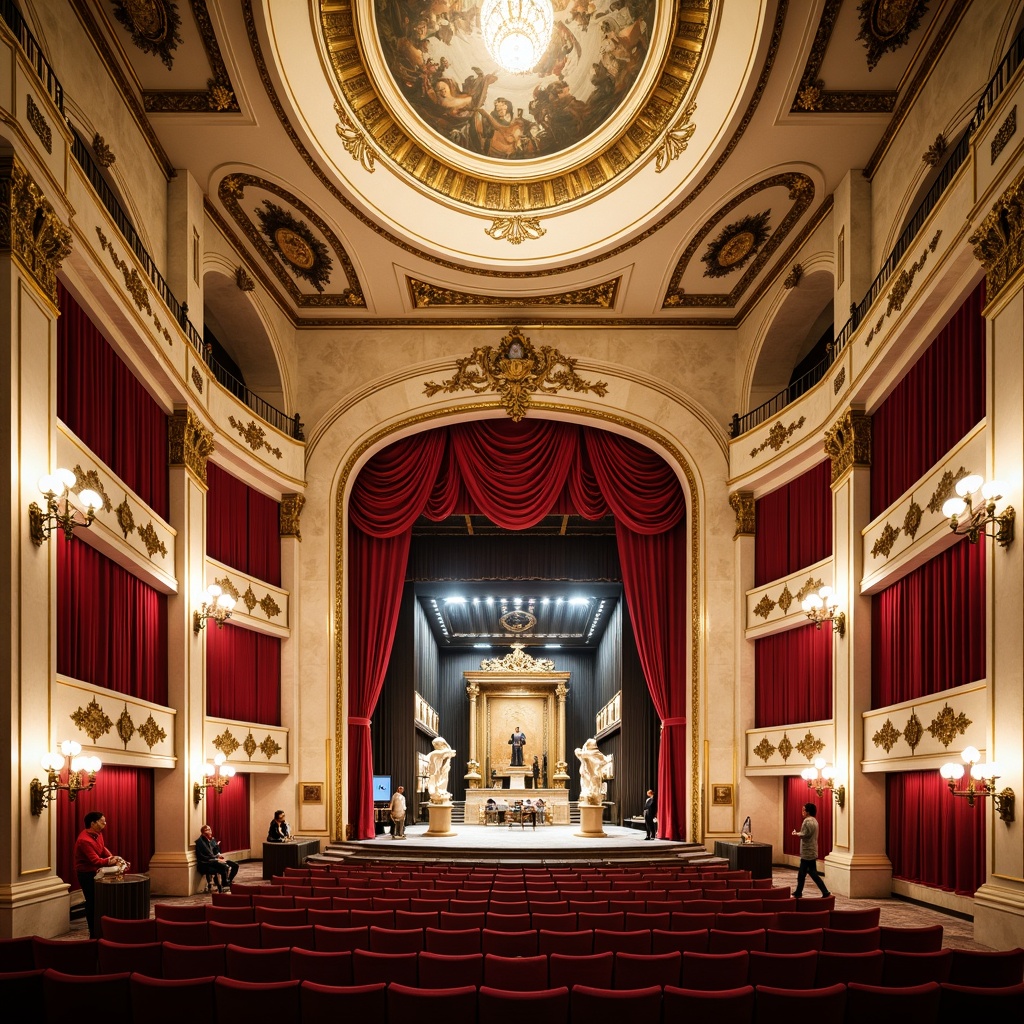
left=712, top=783, right=733, bottom=806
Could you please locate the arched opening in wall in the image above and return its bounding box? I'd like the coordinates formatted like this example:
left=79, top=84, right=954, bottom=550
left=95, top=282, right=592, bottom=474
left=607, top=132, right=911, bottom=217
left=748, top=269, right=835, bottom=414
left=203, top=270, right=285, bottom=413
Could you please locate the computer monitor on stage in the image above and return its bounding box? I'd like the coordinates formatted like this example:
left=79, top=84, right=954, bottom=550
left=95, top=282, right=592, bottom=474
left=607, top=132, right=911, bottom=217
left=373, top=775, right=392, bottom=801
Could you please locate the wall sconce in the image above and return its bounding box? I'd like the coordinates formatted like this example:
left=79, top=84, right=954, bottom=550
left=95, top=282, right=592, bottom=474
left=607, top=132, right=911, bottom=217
left=801, top=586, right=846, bottom=638
left=29, top=468, right=103, bottom=546
left=193, top=585, right=237, bottom=633
left=193, top=753, right=236, bottom=805
left=801, top=757, right=846, bottom=810
left=30, top=740, right=101, bottom=815
left=940, top=746, right=1015, bottom=822
left=942, top=475, right=1015, bottom=547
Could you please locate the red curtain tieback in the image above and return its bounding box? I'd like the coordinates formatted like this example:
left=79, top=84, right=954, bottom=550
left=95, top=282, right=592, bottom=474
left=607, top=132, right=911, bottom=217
left=349, top=717, right=372, bottom=726
left=662, top=717, right=686, bottom=727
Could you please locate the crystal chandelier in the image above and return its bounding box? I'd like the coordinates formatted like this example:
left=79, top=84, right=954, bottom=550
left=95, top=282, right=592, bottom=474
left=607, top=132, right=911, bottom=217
left=481, top=0, right=554, bottom=74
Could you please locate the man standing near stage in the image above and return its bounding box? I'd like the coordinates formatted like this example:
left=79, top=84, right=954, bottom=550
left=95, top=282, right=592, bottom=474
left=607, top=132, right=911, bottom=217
left=389, top=785, right=407, bottom=839
left=508, top=726, right=526, bottom=767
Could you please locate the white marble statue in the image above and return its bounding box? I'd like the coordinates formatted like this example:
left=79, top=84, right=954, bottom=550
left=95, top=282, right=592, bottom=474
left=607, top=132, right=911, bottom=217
left=575, top=737, right=610, bottom=805
left=426, top=735, right=457, bottom=803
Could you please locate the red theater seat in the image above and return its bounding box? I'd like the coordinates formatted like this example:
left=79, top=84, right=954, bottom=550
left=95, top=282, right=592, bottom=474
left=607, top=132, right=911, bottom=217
left=477, top=985, right=570, bottom=1024
left=845, top=981, right=941, bottom=1024
left=663, top=984, right=754, bottom=1024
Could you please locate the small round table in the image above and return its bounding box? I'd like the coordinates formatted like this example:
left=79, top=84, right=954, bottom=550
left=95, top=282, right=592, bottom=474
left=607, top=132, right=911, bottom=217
left=94, top=873, right=151, bottom=936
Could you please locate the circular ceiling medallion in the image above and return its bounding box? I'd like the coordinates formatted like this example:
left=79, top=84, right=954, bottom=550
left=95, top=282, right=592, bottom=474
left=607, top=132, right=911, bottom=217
left=499, top=608, right=538, bottom=632
left=319, top=0, right=711, bottom=213
left=275, top=228, right=316, bottom=269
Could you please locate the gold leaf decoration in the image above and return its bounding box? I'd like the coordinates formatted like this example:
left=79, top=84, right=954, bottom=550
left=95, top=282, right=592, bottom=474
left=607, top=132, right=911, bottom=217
left=334, top=101, right=376, bottom=173
left=753, top=737, right=777, bottom=763
left=777, top=586, right=794, bottom=614
left=216, top=576, right=241, bottom=601
left=228, top=416, right=283, bottom=460
left=138, top=523, right=167, bottom=559
left=243, top=586, right=258, bottom=613
left=74, top=466, right=112, bottom=512
left=71, top=699, right=113, bottom=743
left=753, top=595, right=776, bottom=620
left=903, top=500, right=923, bottom=540
left=191, top=366, right=203, bottom=393
left=116, top=704, right=135, bottom=748
left=259, top=594, right=282, bottom=619
left=778, top=734, right=794, bottom=762
left=96, top=228, right=173, bottom=346
left=654, top=99, right=697, bottom=173
left=903, top=712, right=924, bottom=752
left=259, top=735, right=282, bottom=760
left=138, top=715, right=167, bottom=750
left=873, top=718, right=902, bottom=754
left=795, top=578, right=825, bottom=602
left=833, top=366, right=846, bottom=394
left=927, top=467, right=970, bottom=513
left=750, top=417, right=806, bottom=458
left=795, top=731, right=826, bottom=761
left=871, top=522, right=901, bottom=559
left=484, top=216, right=546, bottom=245
left=242, top=732, right=258, bottom=759
left=927, top=703, right=972, bottom=748
left=213, top=729, right=240, bottom=757
left=116, top=496, right=136, bottom=539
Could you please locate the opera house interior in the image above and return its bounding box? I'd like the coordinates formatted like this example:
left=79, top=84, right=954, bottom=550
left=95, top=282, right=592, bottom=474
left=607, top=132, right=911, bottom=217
left=2, top=0, right=1024, bottom=962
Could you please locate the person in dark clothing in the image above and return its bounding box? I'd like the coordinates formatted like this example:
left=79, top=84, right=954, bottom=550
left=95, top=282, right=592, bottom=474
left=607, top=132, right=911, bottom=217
left=195, top=824, right=238, bottom=891
left=643, top=789, right=657, bottom=839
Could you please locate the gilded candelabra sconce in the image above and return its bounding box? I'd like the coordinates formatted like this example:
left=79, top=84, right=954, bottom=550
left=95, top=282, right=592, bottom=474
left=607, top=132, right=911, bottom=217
left=941, top=746, right=1015, bottom=822
left=193, top=753, right=236, bottom=805
left=30, top=740, right=102, bottom=815
left=942, top=475, right=1015, bottom=547
left=29, top=468, right=102, bottom=545
left=801, top=586, right=846, bottom=638
left=801, top=758, right=846, bottom=810
left=193, top=584, right=237, bottom=633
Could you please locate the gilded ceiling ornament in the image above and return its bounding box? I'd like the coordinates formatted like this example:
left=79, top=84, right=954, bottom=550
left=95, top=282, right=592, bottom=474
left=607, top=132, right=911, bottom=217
left=480, top=642, right=555, bottom=673
left=753, top=595, right=776, bottom=620
left=927, top=703, right=972, bottom=748
left=865, top=231, right=941, bottom=345
left=654, top=99, right=698, bottom=173
left=235, top=266, right=254, bottom=291
left=873, top=718, right=902, bottom=754
left=92, top=134, right=116, bottom=168
left=255, top=201, right=333, bottom=292
left=168, top=408, right=214, bottom=484
left=96, top=227, right=173, bottom=345
left=214, top=730, right=240, bottom=757
left=833, top=366, right=846, bottom=394
left=408, top=277, right=618, bottom=308
left=795, top=732, right=826, bottom=761
left=138, top=714, right=167, bottom=749
left=753, top=737, right=777, bottom=763
left=824, top=408, right=871, bottom=484
left=0, top=158, right=73, bottom=307
left=112, top=0, right=182, bottom=69
left=784, top=264, right=803, bottom=289
left=857, top=0, right=930, bottom=71
left=484, top=216, right=546, bottom=245
left=242, top=732, right=258, bottom=759
left=73, top=466, right=112, bottom=512
left=334, top=102, right=375, bottom=173
left=259, top=735, right=282, bottom=760
left=423, top=326, right=608, bottom=422
left=242, top=586, right=258, bottom=614
left=969, top=164, right=1024, bottom=300
left=922, top=133, right=946, bottom=167
left=280, top=494, right=306, bottom=540
left=750, top=416, right=806, bottom=458
left=117, top=705, right=136, bottom=748
left=926, top=467, right=969, bottom=514
left=207, top=80, right=234, bottom=112
left=71, top=699, right=113, bottom=743
left=701, top=211, right=772, bottom=279
left=777, top=734, right=794, bottom=762
left=991, top=106, right=1016, bottom=165
left=215, top=577, right=240, bottom=601
left=903, top=500, right=923, bottom=539
left=871, top=522, right=901, bottom=559
left=116, top=496, right=136, bottom=539
left=903, top=711, right=923, bottom=751
left=228, top=415, right=284, bottom=459
left=259, top=594, right=282, bottom=619
left=138, top=522, right=168, bottom=559
left=796, top=79, right=825, bottom=112
left=498, top=609, right=537, bottom=633
left=795, top=578, right=825, bottom=602
left=190, top=366, right=203, bottom=393
left=777, top=586, right=794, bottom=614
left=728, top=491, right=755, bottom=537
left=26, top=95, right=52, bottom=154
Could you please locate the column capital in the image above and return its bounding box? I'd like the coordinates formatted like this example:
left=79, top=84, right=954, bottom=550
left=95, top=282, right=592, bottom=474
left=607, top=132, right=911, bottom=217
left=167, top=407, right=214, bottom=485
left=969, top=164, right=1024, bottom=302
left=279, top=493, right=306, bottom=540
left=466, top=681, right=480, bottom=700
left=555, top=681, right=569, bottom=701
left=0, top=156, right=72, bottom=307
left=824, top=408, right=871, bottom=486
left=728, top=491, right=755, bottom=537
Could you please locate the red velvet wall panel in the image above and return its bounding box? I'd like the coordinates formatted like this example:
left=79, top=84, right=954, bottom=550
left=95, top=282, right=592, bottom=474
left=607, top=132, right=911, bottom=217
left=782, top=775, right=833, bottom=859
left=754, top=623, right=832, bottom=728
left=206, top=622, right=281, bottom=726
left=206, top=462, right=281, bottom=585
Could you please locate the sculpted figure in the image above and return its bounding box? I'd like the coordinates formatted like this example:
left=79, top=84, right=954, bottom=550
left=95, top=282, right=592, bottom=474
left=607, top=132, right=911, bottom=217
left=426, top=735, right=457, bottom=803
left=575, top=737, right=610, bottom=805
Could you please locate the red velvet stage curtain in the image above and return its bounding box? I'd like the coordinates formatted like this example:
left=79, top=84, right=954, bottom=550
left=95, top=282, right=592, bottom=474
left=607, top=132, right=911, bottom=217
left=202, top=772, right=250, bottom=853
left=56, top=534, right=168, bottom=705
left=57, top=765, right=154, bottom=891
left=206, top=463, right=281, bottom=586
left=206, top=623, right=281, bottom=725
left=871, top=538, right=985, bottom=707
left=754, top=623, right=832, bottom=728
left=870, top=283, right=986, bottom=518
left=887, top=770, right=985, bottom=895
left=754, top=461, right=832, bottom=586
left=782, top=775, right=833, bottom=859
left=346, top=421, right=687, bottom=840
left=57, top=282, right=169, bottom=519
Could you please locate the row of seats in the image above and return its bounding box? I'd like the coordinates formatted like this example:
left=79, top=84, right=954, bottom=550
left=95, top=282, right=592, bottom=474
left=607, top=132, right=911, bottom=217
left=250, top=883, right=782, bottom=900
left=276, top=865, right=750, bottom=878
left=4, top=968, right=1023, bottom=1024
left=7, top=941, right=1024, bottom=989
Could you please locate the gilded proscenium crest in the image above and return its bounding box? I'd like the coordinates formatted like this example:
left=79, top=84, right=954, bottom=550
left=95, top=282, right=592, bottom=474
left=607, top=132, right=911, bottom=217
left=480, top=642, right=555, bottom=673
left=168, top=408, right=215, bottom=484
left=969, top=164, right=1024, bottom=301
left=280, top=494, right=306, bottom=540
left=0, top=157, right=73, bottom=307
left=729, top=491, right=755, bottom=537
left=423, top=328, right=608, bottom=422
left=824, top=409, right=871, bottom=485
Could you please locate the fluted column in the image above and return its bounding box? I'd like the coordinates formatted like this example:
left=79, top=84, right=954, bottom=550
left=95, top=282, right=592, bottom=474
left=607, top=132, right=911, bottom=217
left=464, top=682, right=481, bottom=788
left=553, top=682, right=570, bottom=787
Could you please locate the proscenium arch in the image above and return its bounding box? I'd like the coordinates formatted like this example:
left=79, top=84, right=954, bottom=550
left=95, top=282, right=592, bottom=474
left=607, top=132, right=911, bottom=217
left=330, top=403, right=705, bottom=843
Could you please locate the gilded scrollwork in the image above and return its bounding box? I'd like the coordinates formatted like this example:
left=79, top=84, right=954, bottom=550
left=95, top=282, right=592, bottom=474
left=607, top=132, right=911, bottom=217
left=138, top=715, right=167, bottom=749
left=74, top=466, right=112, bottom=512
left=871, top=522, right=901, bottom=559
left=213, top=729, right=240, bottom=757
left=927, top=467, right=970, bottom=514
left=969, top=164, right=1024, bottom=300
left=923, top=133, right=947, bottom=167
left=280, top=494, right=306, bottom=540
left=168, top=408, right=215, bottom=484
left=795, top=732, right=826, bottom=761
left=92, top=133, right=116, bottom=168
left=409, top=278, right=618, bottom=308
left=334, top=101, right=376, bottom=173
left=259, top=735, right=282, bottom=760
left=242, top=586, right=258, bottom=614
left=480, top=642, right=555, bottom=673
left=873, top=718, right=902, bottom=754
left=750, top=417, right=806, bottom=458
left=96, top=227, right=173, bottom=345
left=654, top=99, right=697, bottom=173
left=824, top=408, right=871, bottom=484
left=927, top=703, right=972, bottom=748
left=190, top=366, right=203, bottom=393
left=138, top=523, right=168, bottom=559
left=26, top=95, right=52, bottom=153
left=752, top=595, right=776, bottom=620
left=484, top=216, right=545, bottom=245
left=833, top=367, right=846, bottom=394
left=215, top=576, right=241, bottom=601
left=856, top=0, right=930, bottom=71
left=784, top=264, right=803, bottom=289
left=777, top=734, right=794, bottom=762
left=795, top=578, right=825, bottom=602
left=865, top=232, right=941, bottom=345
left=777, top=586, right=794, bottom=614
left=116, top=496, right=136, bottom=539
left=228, top=415, right=283, bottom=460
left=903, top=711, right=924, bottom=752
left=729, top=492, right=755, bottom=537
left=991, top=106, right=1016, bottom=165
left=903, top=500, right=923, bottom=540
left=242, top=732, right=258, bottom=759
left=235, top=266, right=255, bottom=291
left=259, top=594, right=282, bottom=619
left=117, top=705, right=135, bottom=748
left=71, top=699, right=113, bottom=743
left=112, top=0, right=182, bottom=69
left=753, top=737, right=777, bottom=763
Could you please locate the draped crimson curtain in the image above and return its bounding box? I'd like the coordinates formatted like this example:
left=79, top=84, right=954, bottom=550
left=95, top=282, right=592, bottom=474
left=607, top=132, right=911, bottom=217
left=56, top=534, right=168, bottom=705
left=870, top=282, right=986, bottom=518
left=201, top=772, right=250, bottom=853
left=755, top=461, right=832, bottom=586
left=871, top=538, right=985, bottom=707
left=782, top=775, right=833, bottom=859
left=206, top=623, right=281, bottom=725
left=887, top=770, right=985, bottom=895
left=347, top=420, right=687, bottom=840
left=57, top=282, right=168, bottom=519
left=206, top=463, right=281, bottom=586
left=57, top=766, right=154, bottom=891
left=754, top=624, right=832, bottom=728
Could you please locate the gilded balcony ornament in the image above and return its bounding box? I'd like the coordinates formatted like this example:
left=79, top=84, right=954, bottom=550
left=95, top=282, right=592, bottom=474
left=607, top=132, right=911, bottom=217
left=242, top=586, right=258, bottom=613
left=923, top=133, right=947, bottom=167
left=138, top=715, right=167, bottom=750
left=753, top=595, right=776, bottom=620
left=242, top=732, right=258, bottom=759
left=71, top=467, right=111, bottom=512
left=191, top=366, right=203, bottom=393
left=871, top=522, right=901, bottom=559
left=480, top=642, right=555, bottom=673
left=485, top=216, right=546, bottom=245
left=903, top=500, right=924, bottom=539
left=116, top=497, right=136, bottom=540
left=750, top=417, right=806, bottom=459
left=857, top=0, right=930, bottom=71
left=927, top=467, right=970, bottom=514
left=824, top=408, right=871, bottom=484
left=729, top=492, right=755, bottom=537
left=117, top=705, right=136, bottom=749
left=795, top=578, right=825, bottom=602
left=796, top=79, right=825, bottom=112
left=26, top=95, right=52, bottom=154
left=423, top=327, right=608, bottom=422
left=96, top=228, right=174, bottom=346
left=213, top=729, right=240, bottom=758
left=259, top=594, right=282, bottom=620
left=873, top=718, right=902, bottom=754
left=138, top=523, right=167, bottom=559
left=903, top=711, right=924, bottom=752
left=795, top=732, right=826, bottom=761
left=654, top=99, right=698, bottom=173
left=865, top=232, right=941, bottom=345
left=778, top=734, right=794, bottom=762
left=229, top=416, right=284, bottom=459
left=927, top=703, right=972, bottom=748
left=833, top=366, right=846, bottom=394
left=969, top=164, right=1024, bottom=300
left=991, top=106, right=1016, bottom=164
left=168, top=408, right=215, bottom=484
left=280, top=494, right=306, bottom=540
left=334, top=101, right=376, bottom=173
left=260, top=735, right=282, bottom=760
left=71, top=699, right=113, bottom=743
left=777, top=586, right=794, bottom=614
left=753, top=737, right=777, bottom=763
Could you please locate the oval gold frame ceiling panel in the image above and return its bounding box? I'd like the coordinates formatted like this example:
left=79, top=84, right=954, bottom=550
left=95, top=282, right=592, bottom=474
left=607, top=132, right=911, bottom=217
left=320, top=0, right=712, bottom=213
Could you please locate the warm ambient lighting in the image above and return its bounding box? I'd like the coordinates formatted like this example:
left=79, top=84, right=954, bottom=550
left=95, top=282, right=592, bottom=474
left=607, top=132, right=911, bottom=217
left=801, top=757, right=846, bottom=810
left=801, top=586, right=846, bottom=638
left=941, top=746, right=1015, bottom=822
left=30, top=739, right=101, bottom=815
left=29, top=467, right=102, bottom=546
left=193, top=584, right=237, bottom=633
left=941, top=474, right=1015, bottom=547
left=481, top=0, right=554, bottom=74
left=193, top=752, right=236, bottom=805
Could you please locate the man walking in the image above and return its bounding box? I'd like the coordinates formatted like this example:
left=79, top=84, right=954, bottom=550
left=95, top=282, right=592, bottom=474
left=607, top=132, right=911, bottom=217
left=792, top=802, right=831, bottom=898
left=389, top=785, right=407, bottom=839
